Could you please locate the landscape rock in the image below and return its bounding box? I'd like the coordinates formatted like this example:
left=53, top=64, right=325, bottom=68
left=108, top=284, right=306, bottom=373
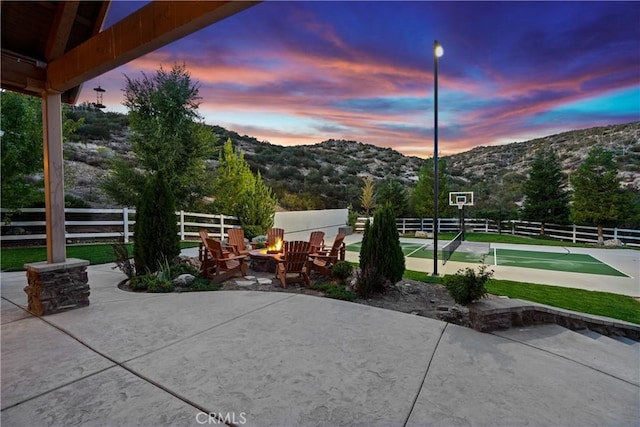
left=173, top=274, right=195, bottom=286
left=177, top=256, right=201, bottom=271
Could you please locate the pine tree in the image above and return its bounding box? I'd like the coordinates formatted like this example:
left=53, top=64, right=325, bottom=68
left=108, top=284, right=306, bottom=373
left=134, top=171, right=180, bottom=274
left=236, top=171, right=277, bottom=239
left=412, top=157, right=452, bottom=219
left=211, top=139, right=256, bottom=215
left=212, top=139, right=277, bottom=237
left=359, top=177, right=376, bottom=217
left=375, top=175, right=407, bottom=217
left=522, top=149, right=570, bottom=233
left=570, top=146, right=624, bottom=243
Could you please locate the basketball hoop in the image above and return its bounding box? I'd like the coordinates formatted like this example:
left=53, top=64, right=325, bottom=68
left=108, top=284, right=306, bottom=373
left=449, top=191, right=474, bottom=208
left=449, top=191, right=474, bottom=242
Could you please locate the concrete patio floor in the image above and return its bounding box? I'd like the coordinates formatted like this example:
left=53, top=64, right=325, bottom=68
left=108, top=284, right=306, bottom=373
left=1, top=257, right=638, bottom=426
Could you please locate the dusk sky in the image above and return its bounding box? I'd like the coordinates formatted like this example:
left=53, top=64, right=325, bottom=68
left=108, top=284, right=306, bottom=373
left=78, top=1, right=640, bottom=157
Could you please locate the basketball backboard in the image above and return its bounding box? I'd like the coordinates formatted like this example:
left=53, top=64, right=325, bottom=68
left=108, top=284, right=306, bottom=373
left=449, top=191, right=474, bottom=208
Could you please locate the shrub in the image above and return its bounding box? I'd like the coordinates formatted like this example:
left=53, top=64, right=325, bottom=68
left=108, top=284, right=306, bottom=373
left=311, top=282, right=356, bottom=301
left=355, top=265, right=384, bottom=297
left=443, top=264, right=494, bottom=305
left=147, top=277, right=174, bottom=293
left=242, top=225, right=264, bottom=241
left=129, top=274, right=153, bottom=291
left=112, top=242, right=135, bottom=278
left=169, top=262, right=198, bottom=278
left=187, top=278, right=221, bottom=292
left=347, top=206, right=359, bottom=227
left=155, top=257, right=173, bottom=280
left=331, top=261, right=353, bottom=284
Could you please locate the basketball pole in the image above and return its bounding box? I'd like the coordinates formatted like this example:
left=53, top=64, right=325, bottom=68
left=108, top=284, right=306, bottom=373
left=433, top=40, right=443, bottom=276
left=459, top=204, right=465, bottom=241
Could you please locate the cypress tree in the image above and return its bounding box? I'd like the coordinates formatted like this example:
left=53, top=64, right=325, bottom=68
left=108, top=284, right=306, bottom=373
left=134, top=171, right=180, bottom=274
left=371, top=204, right=405, bottom=284
left=359, top=218, right=372, bottom=272
left=358, top=204, right=405, bottom=295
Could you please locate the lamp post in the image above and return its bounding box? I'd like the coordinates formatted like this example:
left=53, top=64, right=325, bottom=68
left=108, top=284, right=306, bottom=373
left=433, top=40, right=443, bottom=276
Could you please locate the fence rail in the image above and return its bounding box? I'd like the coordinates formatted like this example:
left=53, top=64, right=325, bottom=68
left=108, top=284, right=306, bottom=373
left=355, top=217, right=640, bottom=247
left=2, top=209, right=638, bottom=248
left=1, top=208, right=240, bottom=246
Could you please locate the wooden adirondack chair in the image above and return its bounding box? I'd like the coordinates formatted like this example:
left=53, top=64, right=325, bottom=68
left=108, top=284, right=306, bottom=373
left=200, top=236, right=247, bottom=283
left=308, top=231, right=325, bottom=254
left=198, top=229, right=215, bottom=275
left=227, top=228, right=251, bottom=257
left=275, top=240, right=311, bottom=288
left=310, top=233, right=346, bottom=277
left=266, top=227, right=285, bottom=252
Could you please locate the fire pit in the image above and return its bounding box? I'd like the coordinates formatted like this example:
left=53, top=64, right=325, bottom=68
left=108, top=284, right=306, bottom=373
left=249, top=249, right=281, bottom=273
left=265, top=237, right=283, bottom=254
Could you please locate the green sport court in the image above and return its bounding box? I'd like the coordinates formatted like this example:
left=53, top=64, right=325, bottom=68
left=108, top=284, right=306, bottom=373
left=345, top=241, right=629, bottom=277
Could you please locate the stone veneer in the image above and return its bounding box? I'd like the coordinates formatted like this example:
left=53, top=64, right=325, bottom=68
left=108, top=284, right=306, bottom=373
left=469, top=298, right=640, bottom=341
left=23, top=258, right=90, bottom=316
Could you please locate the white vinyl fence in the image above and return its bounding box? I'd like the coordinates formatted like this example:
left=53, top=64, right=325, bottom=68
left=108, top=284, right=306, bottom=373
left=0, top=208, right=240, bottom=245
left=0, top=208, right=348, bottom=246
left=355, top=217, right=640, bottom=248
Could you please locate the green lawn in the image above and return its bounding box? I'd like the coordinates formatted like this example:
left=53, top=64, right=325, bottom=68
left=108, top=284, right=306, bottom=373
left=403, top=269, right=640, bottom=325
left=486, top=279, right=640, bottom=324
left=1, top=241, right=200, bottom=271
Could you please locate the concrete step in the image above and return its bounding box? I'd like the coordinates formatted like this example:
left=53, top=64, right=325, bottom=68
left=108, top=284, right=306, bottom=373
left=494, top=324, right=640, bottom=386
left=576, top=329, right=640, bottom=354
left=610, top=335, right=640, bottom=349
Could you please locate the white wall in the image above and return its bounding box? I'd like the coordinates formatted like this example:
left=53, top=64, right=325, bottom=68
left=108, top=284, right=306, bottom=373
left=274, top=209, right=348, bottom=241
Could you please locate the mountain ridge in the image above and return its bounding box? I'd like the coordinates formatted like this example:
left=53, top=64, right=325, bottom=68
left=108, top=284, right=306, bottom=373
left=63, top=113, right=639, bottom=212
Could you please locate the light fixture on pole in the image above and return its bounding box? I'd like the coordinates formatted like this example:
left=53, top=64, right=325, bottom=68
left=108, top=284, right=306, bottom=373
left=433, top=40, right=443, bottom=276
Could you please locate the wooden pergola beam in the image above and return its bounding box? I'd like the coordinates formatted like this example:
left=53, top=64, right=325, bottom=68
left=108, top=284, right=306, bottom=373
left=47, top=1, right=259, bottom=93
left=45, top=1, right=80, bottom=61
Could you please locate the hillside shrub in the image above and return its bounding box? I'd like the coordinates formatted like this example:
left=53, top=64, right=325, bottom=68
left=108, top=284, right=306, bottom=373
left=443, top=264, right=494, bottom=305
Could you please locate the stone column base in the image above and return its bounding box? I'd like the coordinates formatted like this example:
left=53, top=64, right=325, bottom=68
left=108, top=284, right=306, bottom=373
left=23, top=258, right=90, bottom=316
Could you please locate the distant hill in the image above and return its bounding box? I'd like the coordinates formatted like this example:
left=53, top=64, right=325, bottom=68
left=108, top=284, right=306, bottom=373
left=62, top=108, right=639, bottom=214
left=209, top=121, right=640, bottom=211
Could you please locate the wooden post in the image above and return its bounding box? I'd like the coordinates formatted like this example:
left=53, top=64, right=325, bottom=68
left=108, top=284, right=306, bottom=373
left=41, top=92, right=66, bottom=263
left=179, top=210, right=185, bottom=241
left=123, top=207, right=130, bottom=243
